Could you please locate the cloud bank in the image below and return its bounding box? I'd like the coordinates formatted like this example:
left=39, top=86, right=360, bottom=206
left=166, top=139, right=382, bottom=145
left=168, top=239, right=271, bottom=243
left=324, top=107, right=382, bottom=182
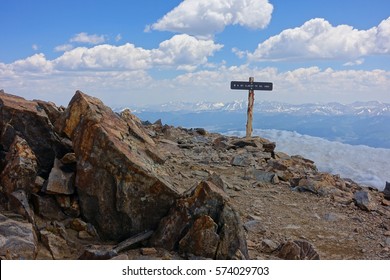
left=248, top=17, right=390, bottom=62
left=2, top=34, right=223, bottom=73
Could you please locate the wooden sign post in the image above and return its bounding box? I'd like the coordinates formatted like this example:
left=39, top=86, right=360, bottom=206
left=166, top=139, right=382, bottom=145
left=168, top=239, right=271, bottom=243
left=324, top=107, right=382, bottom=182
left=230, top=77, right=273, bottom=138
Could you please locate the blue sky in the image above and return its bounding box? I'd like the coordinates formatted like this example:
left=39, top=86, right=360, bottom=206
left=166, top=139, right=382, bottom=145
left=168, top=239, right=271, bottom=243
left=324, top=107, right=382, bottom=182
left=1, top=0, right=390, bottom=107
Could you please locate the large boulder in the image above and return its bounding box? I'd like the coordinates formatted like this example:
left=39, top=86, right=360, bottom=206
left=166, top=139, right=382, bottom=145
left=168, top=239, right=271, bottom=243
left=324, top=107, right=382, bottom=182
left=56, top=91, right=180, bottom=241
left=0, top=214, right=38, bottom=259
left=150, top=180, right=249, bottom=259
left=0, top=92, right=70, bottom=176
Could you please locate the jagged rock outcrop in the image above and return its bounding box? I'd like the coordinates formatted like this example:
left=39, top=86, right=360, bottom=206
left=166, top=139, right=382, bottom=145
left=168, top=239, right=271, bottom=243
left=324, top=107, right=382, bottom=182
left=1, top=90, right=389, bottom=260
left=150, top=180, right=248, bottom=259
left=55, top=91, right=180, bottom=240
left=0, top=92, right=70, bottom=176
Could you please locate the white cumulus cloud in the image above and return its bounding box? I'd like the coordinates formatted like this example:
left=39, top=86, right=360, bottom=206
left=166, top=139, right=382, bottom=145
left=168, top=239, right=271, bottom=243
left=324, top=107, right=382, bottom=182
left=54, top=44, right=74, bottom=52
left=11, top=53, right=53, bottom=73
left=54, top=44, right=152, bottom=70
left=148, top=0, right=273, bottom=38
left=248, top=17, right=390, bottom=62
left=70, top=32, right=106, bottom=45
left=151, top=34, right=223, bottom=70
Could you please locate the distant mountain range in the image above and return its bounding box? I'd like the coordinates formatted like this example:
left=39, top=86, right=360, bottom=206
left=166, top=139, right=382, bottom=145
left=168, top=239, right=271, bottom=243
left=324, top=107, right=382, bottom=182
left=113, top=100, right=390, bottom=149
left=116, top=100, right=390, bottom=117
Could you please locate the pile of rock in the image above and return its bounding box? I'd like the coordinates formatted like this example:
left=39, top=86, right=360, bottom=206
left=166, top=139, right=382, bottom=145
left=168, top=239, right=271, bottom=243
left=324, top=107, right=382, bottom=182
left=1, top=90, right=389, bottom=260
left=0, top=91, right=247, bottom=259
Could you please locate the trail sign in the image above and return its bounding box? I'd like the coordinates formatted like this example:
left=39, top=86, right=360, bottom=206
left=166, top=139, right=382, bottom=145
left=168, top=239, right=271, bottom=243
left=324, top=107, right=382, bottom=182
left=230, top=81, right=273, bottom=91
left=230, top=77, right=273, bottom=138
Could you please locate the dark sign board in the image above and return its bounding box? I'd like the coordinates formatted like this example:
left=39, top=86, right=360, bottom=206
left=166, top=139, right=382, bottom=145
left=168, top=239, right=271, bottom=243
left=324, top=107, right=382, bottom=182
left=230, top=81, right=273, bottom=91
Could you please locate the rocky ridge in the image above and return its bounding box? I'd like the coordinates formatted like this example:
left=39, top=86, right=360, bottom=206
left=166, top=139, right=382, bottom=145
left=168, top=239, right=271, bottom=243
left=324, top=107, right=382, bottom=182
left=1, top=90, right=390, bottom=260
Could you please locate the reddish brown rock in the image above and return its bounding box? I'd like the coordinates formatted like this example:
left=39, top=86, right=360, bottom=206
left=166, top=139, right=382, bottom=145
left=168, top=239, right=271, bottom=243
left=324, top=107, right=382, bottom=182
left=0, top=92, right=70, bottom=176
left=140, top=247, right=158, bottom=255
left=35, top=100, right=64, bottom=126
left=56, top=91, right=180, bottom=241
left=119, top=109, right=155, bottom=146
left=0, top=135, right=37, bottom=195
left=278, top=240, right=320, bottom=260
left=150, top=181, right=248, bottom=259
left=179, top=215, right=219, bottom=258
left=40, top=230, right=75, bottom=259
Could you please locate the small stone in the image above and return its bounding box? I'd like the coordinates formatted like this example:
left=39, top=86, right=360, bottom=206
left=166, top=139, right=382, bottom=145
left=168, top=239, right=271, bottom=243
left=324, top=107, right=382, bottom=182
left=78, top=230, right=93, bottom=240
left=60, top=153, right=77, bottom=165
left=253, top=170, right=275, bottom=183
left=244, top=219, right=266, bottom=233
left=212, top=137, right=229, bottom=150
left=354, top=191, right=376, bottom=211
left=261, top=239, right=279, bottom=253
left=110, top=254, right=129, bottom=260
left=79, top=245, right=118, bottom=260
left=323, top=213, right=340, bottom=222
left=70, top=218, right=88, bottom=232
left=285, top=224, right=300, bottom=230
left=231, top=153, right=254, bottom=167
left=55, top=195, right=71, bottom=209
left=34, top=176, right=45, bottom=193
left=63, top=196, right=80, bottom=218
left=278, top=240, right=320, bottom=260
left=194, top=128, right=207, bottom=136
left=384, top=231, right=390, bottom=237
left=140, top=248, right=158, bottom=255
left=207, top=173, right=227, bottom=192
left=246, top=240, right=257, bottom=249
left=40, top=230, right=74, bottom=259
left=385, top=238, right=390, bottom=246
left=382, top=199, right=390, bottom=206
left=43, top=159, right=75, bottom=195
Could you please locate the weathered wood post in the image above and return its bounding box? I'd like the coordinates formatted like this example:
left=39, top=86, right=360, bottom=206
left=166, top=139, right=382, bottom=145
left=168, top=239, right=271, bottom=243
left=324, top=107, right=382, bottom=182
left=246, top=77, right=255, bottom=138
left=230, top=78, right=273, bottom=139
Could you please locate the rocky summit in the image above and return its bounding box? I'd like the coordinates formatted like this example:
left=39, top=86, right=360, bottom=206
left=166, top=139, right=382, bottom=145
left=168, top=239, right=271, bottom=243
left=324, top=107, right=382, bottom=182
left=1, top=91, right=390, bottom=260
